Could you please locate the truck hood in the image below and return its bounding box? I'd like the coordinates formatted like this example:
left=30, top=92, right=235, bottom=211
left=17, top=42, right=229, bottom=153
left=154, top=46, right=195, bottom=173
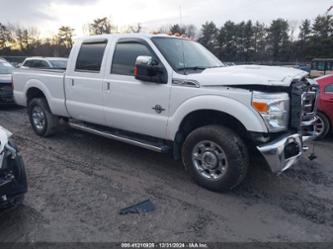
left=189, top=65, right=308, bottom=88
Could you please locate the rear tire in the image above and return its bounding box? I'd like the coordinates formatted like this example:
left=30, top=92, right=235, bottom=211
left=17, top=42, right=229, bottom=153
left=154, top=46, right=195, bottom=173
left=27, top=98, right=59, bottom=137
left=314, top=112, right=330, bottom=140
left=182, top=125, right=249, bottom=192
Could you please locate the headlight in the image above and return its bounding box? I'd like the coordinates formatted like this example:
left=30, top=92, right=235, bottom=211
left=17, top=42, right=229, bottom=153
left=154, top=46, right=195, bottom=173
left=252, top=91, right=290, bottom=132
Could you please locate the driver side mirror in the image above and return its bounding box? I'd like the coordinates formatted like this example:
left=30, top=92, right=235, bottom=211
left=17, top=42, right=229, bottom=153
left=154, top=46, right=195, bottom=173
left=134, top=56, right=167, bottom=84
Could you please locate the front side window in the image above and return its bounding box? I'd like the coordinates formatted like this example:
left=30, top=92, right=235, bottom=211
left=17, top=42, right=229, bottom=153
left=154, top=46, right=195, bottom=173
left=0, top=61, right=14, bottom=74
left=325, top=84, right=333, bottom=93
left=152, top=37, right=223, bottom=74
left=76, top=41, right=107, bottom=72
left=111, top=42, right=153, bottom=76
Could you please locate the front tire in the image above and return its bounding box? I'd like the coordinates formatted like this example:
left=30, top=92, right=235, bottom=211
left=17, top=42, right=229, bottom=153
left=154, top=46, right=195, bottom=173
left=182, top=125, right=249, bottom=191
left=27, top=98, right=59, bottom=137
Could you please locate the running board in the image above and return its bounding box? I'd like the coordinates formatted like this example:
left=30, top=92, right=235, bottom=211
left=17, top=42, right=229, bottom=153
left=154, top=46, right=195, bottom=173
left=68, top=122, right=170, bottom=153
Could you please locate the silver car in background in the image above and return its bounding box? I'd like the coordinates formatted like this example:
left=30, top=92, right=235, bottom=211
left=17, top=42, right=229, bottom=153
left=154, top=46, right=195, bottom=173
left=0, top=59, right=15, bottom=105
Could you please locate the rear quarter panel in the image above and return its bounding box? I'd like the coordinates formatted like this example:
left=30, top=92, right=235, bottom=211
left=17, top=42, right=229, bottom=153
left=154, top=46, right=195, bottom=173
left=13, top=69, right=68, bottom=116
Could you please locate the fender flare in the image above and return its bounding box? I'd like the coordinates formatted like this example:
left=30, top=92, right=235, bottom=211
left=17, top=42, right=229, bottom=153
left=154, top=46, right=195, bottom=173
left=167, top=95, right=268, bottom=140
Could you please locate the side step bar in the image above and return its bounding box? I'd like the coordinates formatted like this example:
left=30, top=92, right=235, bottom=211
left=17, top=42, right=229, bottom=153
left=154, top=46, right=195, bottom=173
left=68, top=122, right=170, bottom=153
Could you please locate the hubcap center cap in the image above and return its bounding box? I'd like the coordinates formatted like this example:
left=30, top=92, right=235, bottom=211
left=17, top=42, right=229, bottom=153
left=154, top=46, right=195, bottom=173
left=202, top=151, right=218, bottom=169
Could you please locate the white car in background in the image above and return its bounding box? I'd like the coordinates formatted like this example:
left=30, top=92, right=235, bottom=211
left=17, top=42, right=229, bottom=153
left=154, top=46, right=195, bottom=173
left=20, top=57, right=68, bottom=70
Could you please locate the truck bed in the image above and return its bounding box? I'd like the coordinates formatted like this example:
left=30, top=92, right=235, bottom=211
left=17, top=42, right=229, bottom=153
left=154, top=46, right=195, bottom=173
left=13, top=68, right=68, bottom=117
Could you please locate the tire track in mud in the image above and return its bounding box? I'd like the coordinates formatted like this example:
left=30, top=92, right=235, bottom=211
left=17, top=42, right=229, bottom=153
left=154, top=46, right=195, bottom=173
left=233, top=159, right=333, bottom=228
left=12, top=123, right=333, bottom=231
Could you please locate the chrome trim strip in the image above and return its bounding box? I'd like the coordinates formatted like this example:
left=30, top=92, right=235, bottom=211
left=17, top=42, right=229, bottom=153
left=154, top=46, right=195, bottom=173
left=69, top=122, right=163, bottom=153
left=172, top=79, right=200, bottom=88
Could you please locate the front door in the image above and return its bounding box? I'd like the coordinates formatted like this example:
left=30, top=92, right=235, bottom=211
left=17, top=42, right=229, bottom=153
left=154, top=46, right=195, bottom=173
left=103, top=39, right=171, bottom=139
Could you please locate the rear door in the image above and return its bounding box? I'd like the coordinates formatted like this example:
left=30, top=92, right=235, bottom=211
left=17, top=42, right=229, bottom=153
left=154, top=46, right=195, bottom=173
left=65, top=39, right=108, bottom=125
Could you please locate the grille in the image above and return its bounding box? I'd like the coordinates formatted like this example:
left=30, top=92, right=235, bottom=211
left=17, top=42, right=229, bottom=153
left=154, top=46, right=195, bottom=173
left=290, top=79, right=319, bottom=131
left=301, top=90, right=318, bottom=126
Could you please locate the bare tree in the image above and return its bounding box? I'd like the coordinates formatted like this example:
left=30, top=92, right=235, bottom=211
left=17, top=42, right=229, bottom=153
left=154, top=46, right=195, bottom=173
left=89, top=17, right=113, bottom=35
left=129, top=23, right=142, bottom=33
left=57, top=26, right=75, bottom=49
left=0, top=23, right=12, bottom=50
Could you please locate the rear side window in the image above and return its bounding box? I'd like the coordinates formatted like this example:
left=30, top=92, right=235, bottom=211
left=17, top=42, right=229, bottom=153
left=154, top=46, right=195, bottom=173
left=24, top=60, right=49, bottom=69
left=75, top=41, right=107, bottom=72
left=111, top=42, right=153, bottom=76
left=325, top=84, right=333, bottom=93
left=23, top=60, right=33, bottom=67
left=34, top=60, right=49, bottom=68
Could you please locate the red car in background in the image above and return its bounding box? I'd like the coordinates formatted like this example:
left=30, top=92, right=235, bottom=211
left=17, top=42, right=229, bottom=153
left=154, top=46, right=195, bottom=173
left=315, top=74, right=333, bottom=139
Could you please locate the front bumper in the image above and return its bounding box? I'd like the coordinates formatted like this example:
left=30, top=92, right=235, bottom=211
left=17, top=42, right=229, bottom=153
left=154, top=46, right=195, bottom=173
left=0, top=84, right=15, bottom=104
left=257, top=131, right=316, bottom=174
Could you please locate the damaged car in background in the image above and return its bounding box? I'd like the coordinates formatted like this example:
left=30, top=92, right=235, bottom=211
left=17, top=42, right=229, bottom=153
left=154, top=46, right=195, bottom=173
left=0, top=126, right=27, bottom=210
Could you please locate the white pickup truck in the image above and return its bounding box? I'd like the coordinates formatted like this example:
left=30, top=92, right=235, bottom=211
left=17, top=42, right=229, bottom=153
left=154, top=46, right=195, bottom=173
left=13, top=34, right=319, bottom=191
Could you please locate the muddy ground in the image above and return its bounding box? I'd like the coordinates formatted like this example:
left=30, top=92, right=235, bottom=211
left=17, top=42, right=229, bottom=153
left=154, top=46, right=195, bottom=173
left=0, top=106, right=332, bottom=243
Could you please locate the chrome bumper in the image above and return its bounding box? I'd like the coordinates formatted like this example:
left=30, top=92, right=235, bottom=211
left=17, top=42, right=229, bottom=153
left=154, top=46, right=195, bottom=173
left=257, top=132, right=316, bottom=174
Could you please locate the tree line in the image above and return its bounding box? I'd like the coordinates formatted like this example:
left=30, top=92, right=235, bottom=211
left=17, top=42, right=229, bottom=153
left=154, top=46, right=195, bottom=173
left=0, top=15, right=332, bottom=62
left=196, top=15, right=333, bottom=63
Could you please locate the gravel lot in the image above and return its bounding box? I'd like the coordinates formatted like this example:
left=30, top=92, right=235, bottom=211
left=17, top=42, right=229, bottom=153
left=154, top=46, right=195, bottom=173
left=0, top=106, right=332, bottom=243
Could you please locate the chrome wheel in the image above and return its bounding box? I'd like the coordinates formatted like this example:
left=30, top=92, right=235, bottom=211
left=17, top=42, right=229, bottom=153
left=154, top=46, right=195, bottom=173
left=31, top=106, right=46, bottom=131
left=314, top=115, right=325, bottom=137
left=192, top=140, right=228, bottom=180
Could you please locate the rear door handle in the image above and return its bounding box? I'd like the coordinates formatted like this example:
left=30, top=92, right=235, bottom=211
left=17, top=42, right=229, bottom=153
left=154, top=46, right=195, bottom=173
left=106, top=82, right=111, bottom=91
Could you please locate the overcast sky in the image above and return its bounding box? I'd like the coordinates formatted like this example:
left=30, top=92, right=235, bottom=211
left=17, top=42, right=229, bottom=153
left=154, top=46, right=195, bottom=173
left=0, top=0, right=332, bottom=37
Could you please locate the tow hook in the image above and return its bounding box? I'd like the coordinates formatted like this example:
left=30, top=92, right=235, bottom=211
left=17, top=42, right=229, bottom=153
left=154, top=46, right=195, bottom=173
left=308, top=142, right=317, bottom=161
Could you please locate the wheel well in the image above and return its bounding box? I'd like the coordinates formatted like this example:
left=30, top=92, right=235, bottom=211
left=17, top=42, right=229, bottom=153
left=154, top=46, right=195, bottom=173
left=26, top=87, right=45, bottom=104
left=173, top=110, right=249, bottom=160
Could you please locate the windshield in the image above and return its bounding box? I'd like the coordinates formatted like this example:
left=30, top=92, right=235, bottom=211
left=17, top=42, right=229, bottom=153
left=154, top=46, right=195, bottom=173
left=0, top=61, right=14, bottom=74
left=152, top=37, right=223, bottom=74
left=50, top=60, right=67, bottom=69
